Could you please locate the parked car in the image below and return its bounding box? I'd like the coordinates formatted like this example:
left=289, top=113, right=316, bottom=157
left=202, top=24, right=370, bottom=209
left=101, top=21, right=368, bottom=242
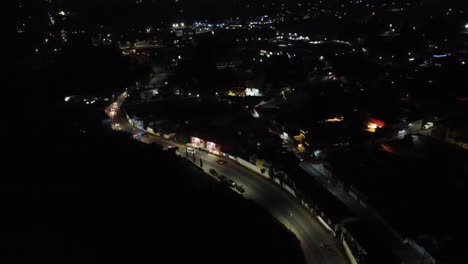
left=235, top=185, right=245, bottom=193
left=423, top=122, right=434, bottom=130
left=218, top=175, right=236, bottom=188
left=227, top=179, right=236, bottom=188
left=187, top=147, right=196, bottom=154
left=218, top=175, right=227, bottom=181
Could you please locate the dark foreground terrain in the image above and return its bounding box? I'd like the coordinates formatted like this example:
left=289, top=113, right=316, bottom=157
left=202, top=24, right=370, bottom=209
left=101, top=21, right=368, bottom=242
left=2, top=68, right=304, bottom=264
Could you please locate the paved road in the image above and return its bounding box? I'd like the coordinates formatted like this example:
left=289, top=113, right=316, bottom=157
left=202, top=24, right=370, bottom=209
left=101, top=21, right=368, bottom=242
left=106, top=94, right=349, bottom=264
left=300, top=159, right=422, bottom=263
left=193, top=153, right=348, bottom=264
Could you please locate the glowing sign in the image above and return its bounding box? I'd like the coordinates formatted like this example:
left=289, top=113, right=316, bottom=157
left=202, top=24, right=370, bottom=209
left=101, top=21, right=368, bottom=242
left=190, top=136, right=220, bottom=153
left=207, top=141, right=217, bottom=151
left=191, top=137, right=204, bottom=147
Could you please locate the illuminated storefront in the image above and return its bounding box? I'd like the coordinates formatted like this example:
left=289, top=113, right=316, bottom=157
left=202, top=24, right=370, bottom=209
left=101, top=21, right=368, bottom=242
left=366, top=118, right=385, bottom=133
left=191, top=137, right=204, bottom=148
left=190, top=136, right=221, bottom=154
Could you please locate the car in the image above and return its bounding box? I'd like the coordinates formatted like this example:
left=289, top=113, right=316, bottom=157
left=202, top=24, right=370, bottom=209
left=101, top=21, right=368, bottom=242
left=167, top=146, right=179, bottom=152
left=218, top=175, right=227, bottom=181
left=235, top=185, right=245, bottom=193
left=209, top=169, right=218, bottom=176
left=216, top=159, right=227, bottom=165
left=227, top=179, right=236, bottom=188
left=218, top=175, right=236, bottom=187
left=187, top=147, right=196, bottom=154
left=423, top=122, right=434, bottom=130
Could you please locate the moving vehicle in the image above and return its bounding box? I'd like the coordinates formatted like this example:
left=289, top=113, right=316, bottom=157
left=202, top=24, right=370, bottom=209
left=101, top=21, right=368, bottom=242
left=167, top=146, right=179, bottom=152
left=216, top=159, right=227, bottom=165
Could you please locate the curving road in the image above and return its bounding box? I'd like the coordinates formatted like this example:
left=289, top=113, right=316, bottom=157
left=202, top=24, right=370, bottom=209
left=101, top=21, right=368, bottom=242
left=105, top=93, right=348, bottom=264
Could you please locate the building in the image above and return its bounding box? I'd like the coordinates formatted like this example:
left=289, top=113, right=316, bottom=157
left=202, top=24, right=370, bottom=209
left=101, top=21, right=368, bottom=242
left=189, top=136, right=221, bottom=154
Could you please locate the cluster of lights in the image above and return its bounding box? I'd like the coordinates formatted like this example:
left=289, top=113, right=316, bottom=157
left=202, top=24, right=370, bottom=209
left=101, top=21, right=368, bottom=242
left=325, top=117, right=344, bottom=123
left=172, top=23, right=185, bottom=28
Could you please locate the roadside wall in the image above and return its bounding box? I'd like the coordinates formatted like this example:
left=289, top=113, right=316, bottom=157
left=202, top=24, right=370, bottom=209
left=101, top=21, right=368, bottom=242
left=237, top=157, right=270, bottom=179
